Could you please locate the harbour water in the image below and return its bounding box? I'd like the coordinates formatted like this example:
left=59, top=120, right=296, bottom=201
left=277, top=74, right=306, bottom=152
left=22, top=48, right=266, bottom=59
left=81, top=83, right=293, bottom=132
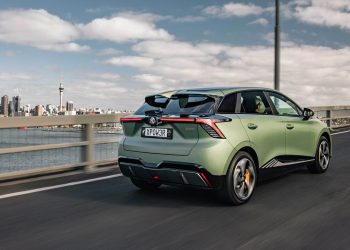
left=0, top=128, right=122, bottom=173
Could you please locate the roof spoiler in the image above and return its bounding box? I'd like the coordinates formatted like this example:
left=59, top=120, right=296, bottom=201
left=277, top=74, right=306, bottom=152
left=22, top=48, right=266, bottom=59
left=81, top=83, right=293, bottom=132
left=145, top=90, right=175, bottom=108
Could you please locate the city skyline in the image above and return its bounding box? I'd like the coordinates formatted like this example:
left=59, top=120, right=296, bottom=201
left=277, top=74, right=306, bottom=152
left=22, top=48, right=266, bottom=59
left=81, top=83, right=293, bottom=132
left=0, top=0, right=349, bottom=109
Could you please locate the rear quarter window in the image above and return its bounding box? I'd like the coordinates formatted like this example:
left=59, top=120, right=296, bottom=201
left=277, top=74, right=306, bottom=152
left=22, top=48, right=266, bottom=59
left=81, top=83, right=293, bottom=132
left=217, top=94, right=238, bottom=114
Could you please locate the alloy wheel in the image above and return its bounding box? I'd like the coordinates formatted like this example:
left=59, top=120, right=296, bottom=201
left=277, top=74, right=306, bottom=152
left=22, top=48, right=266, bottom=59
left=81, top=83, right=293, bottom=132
left=319, top=140, right=330, bottom=170
left=233, top=158, right=256, bottom=200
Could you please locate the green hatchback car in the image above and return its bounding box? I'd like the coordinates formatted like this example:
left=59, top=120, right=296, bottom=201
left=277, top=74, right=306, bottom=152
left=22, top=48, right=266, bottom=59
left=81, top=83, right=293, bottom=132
left=118, top=87, right=331, bottom=205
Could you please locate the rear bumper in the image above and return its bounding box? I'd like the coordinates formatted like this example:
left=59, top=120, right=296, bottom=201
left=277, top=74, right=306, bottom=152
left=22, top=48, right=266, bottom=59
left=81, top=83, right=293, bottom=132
left=118, top=157, right=224, bottom=190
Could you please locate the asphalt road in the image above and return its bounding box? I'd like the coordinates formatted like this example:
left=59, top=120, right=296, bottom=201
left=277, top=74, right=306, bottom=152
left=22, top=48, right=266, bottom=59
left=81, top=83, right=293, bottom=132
left=0, top=131, right=350, bottom=250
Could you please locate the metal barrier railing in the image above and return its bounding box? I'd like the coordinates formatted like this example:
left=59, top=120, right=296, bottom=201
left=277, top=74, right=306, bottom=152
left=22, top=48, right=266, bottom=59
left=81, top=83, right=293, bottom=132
left=0, top=114, right=129, bottom=181
left=310, top=106, right=350, bottom=129
left=0, top=106, right=348, bottom=181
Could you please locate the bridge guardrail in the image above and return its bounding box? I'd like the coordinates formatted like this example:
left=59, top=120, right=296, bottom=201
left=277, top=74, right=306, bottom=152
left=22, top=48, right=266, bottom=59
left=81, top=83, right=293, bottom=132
left=310, top=106, right=350, bottom=128
left=0, top=114, right=129, bottom=181
left=0, top=106, right=348, bottom=181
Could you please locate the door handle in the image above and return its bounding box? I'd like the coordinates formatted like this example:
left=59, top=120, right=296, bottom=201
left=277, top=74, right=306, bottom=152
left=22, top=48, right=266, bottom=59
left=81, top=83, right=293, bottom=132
left=286, top=124, right=294, bottom=130
left=248, top=123, right=258, bottom=130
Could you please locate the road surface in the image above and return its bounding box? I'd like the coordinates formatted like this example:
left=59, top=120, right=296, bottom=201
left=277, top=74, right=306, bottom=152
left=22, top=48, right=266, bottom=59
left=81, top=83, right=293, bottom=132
left=0, top=131, right=349, bottom=249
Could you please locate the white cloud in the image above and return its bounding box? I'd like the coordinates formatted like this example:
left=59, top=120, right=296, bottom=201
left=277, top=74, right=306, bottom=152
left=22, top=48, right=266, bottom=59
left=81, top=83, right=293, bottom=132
left=105, top=56, right=155, bottom=67
left=106, top=39, right=350, bottom=107
left=293, top=0, right=350, bottom=31
left=0, top=9, right=88, bottom=52
left=203, top=2, right=265, bottom=18
left=89, top=73, right=121, bottom=81
left=0, top=9, right=174, bottom=52
left=174, top=16, right=206, bottom=23
left=249, top=18, right=269, bottom=26
left=133, top=40, right=208, bottom=58
left=0, top=72, right=35, bottom=81
left=78, top=14, right=173, bottom=43
left=262, top=32, right=296, bottom=47
left=114, top=11, right=171, bottom=23
left=133, top=74, right=178, bottom=90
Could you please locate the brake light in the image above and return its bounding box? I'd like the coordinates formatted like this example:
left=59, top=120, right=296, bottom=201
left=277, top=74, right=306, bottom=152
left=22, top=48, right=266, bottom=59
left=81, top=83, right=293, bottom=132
left=159, top=117, right=226, bottom=139
left=196, top=119, right=226, bottom=139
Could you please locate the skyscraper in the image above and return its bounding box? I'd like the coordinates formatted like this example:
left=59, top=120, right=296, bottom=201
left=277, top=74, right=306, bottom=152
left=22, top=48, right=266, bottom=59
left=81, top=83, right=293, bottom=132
left=66, top=101, right=74, bottom=111
left=12, top=96, right=21, bottom=115
left=1, top=95, right=8, bottom=116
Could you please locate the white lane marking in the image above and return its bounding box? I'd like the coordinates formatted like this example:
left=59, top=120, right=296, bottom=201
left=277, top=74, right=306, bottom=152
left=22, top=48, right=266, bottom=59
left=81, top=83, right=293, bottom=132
left=332, top=130, right=350, bottom=136
left=0, top=174, right=123, bottom=200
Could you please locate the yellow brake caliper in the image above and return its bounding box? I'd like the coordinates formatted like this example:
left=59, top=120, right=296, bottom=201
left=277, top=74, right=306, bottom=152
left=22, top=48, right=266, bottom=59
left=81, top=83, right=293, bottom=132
left=245, top=169, right=250, bottom=187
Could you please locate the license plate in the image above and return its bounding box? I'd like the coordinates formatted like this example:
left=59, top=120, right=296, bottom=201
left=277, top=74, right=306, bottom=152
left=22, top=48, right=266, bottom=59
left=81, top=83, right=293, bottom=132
left=141, top=127, right=173, bottom=139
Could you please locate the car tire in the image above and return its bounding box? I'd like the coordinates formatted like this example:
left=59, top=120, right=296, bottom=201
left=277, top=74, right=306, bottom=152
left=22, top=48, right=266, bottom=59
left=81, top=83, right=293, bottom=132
left=308, top=136, right=330, bottom=174
left=131, top=178, right=161, bottom=190
left=218, top=151, right=257, bottom=205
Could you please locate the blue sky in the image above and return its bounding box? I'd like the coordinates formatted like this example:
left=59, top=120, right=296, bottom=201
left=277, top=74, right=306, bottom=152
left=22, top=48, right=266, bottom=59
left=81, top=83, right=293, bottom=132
left=0, top=0, right=349, bottom=110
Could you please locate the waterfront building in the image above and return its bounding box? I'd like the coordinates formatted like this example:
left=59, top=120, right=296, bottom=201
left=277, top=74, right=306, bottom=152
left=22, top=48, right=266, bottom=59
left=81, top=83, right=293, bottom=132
left=66, top=101, right=74, bottom=111
left=34, top=105, right=44, bottom=116
left=12, top=96, right=21, bottom=115
left=1, top=95, right=8, bottom=116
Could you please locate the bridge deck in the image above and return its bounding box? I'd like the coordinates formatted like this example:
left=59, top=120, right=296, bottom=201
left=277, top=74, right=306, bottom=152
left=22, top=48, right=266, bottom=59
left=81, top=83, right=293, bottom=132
left=0, top=131, right=349, bottom=250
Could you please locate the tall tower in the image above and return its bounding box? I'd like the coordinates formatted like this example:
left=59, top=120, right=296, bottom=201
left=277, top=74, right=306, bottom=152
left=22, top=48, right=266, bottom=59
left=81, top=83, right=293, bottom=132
left=59, top=83, right=64, bottom=112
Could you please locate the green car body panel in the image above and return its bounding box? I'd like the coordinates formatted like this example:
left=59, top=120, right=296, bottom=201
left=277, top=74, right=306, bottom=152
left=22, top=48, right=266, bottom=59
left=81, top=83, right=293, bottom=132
left=118, top=87, right=332, bottom=189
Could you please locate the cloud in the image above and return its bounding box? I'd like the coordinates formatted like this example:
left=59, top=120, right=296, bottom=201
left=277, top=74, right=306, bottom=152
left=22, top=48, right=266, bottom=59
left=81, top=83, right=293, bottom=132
left=249, top=18, right=269, bottom=26
left=174, top=16, right=206, bottom=23
left=262, top=32, right=296, bottom=47
left=78, top=14, right=173, bottom=43
left=0, top=72, right=35, bottom=81
left=292, top=0, right=350, bottom=31
left=0, top=9, right=88, bottom=52
left=105, top=56, right=155, bottom=67
left=203, top=2, right=265, bottom=18
left=106, top=38, right=350, bottom=107
left=0, top=9, right=173, bottom=52
left=89, top=73, right=121, bottom=81
left=133, top=74, right=178, bottom=90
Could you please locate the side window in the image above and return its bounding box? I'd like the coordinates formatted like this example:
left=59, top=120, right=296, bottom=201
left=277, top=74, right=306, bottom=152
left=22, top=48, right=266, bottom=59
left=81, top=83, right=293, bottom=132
left=268, top=92, right=301, bottom=116
left=239, top=91, right=272, bottom=115
left=217, top=94, right=238, bottom=114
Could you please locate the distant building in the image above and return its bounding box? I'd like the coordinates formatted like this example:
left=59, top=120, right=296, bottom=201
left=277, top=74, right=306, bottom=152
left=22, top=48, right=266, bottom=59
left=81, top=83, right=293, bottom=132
left=34, top=105, right=44, bottom=116
left=66, top=101, right=74, bottom=111
left=23, top=104, right=31, bottom=115
left=46, top=104, right=58, bottom=115
left=9, top=100, right=14, bottom=116
left=12, top=96, right=21, bottom=115
left=1, top=95, right=8, bottom=116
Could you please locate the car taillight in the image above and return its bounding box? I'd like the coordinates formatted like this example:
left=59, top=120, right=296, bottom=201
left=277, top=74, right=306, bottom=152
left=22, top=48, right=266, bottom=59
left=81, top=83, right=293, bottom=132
left=196, top=119, right=226, bottom=139
left=159, top=117, right=227, bottom=139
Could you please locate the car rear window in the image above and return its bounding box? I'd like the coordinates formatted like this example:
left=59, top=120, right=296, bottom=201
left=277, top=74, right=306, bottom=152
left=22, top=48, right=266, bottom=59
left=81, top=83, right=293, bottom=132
left=135, top=95, right=217, bottom=116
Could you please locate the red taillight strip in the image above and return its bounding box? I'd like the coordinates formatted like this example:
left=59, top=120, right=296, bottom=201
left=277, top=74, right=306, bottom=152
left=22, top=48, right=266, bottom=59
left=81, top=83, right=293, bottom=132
left=120, top=117, right=143, bottom=123
left=159, top=117, right=226, bottom=139
left=196, top=119, right=226, bottom=139
left=160, top=117, right=195, bottom=123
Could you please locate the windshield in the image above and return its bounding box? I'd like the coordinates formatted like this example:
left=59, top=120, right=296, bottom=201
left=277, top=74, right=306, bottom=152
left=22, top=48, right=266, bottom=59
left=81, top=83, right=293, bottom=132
left=134, top=94, right=217, bottom=116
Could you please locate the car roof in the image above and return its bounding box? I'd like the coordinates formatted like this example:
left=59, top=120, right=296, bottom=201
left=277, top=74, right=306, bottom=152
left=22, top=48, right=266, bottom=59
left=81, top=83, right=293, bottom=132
left=157, top=87, right=278, bottom=97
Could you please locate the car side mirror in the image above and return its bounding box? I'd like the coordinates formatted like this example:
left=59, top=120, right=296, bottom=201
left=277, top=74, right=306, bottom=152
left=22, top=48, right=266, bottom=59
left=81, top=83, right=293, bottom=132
left=303, top=108, right=314, bottom=120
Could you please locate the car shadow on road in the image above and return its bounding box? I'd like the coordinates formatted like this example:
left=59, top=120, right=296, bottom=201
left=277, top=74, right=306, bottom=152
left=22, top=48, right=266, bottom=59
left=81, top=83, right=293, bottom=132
left=48, top=166, right=316, bottom=209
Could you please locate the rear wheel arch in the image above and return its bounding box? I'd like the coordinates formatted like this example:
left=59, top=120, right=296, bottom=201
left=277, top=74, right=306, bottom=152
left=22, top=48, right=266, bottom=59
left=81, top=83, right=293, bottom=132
left=233, top=147, right=259, bottom=174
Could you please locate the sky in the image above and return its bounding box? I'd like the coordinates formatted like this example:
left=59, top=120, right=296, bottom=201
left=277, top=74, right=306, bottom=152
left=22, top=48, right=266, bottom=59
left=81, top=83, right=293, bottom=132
left=0, top=0, right=349, bottom=110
